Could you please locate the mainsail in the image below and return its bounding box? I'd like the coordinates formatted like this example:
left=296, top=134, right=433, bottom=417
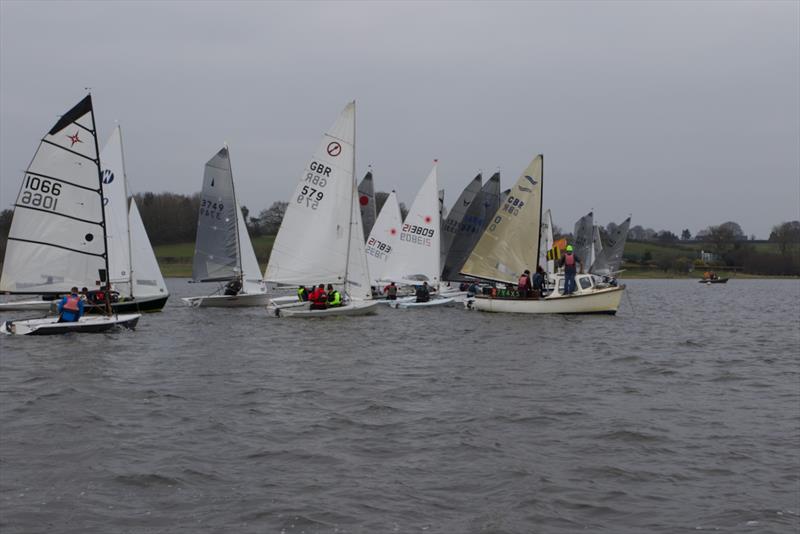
left=439, top=174, right=481, bottom=274
left=265, top=101, right=371, bottom=298
left=358, top=170, right=376, bottom=241
left=381, top=162, right=441, bottom=286
left=191, top=147, right=240, bottom=282
left=461, top=155, right=543, bottom=284
left=441, top=172, right=501, bottom=281
left=1, top=95, right=109, bottom=294
left=591, top=217, right=631, bottom=276
left=129, top=198, right=169, bottom=299
left=100, top=126, right=131, bottom=296
left=573, top=211, right=594, bottom=265
left=365, top=191, right=402, bottom=284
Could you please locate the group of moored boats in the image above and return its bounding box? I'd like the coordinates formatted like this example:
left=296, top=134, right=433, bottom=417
left=1, top=96, right=635, bottom=335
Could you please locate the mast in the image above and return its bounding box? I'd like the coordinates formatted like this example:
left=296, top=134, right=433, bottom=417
left=90, top=94, right=112, bottom=315
left=227, top=143, right=243, bottom=278
left=536, top=155, right=544, bottom=269
left=343, top=100, right=356, bottom=296
left=118, top=124, right=134, bottom=299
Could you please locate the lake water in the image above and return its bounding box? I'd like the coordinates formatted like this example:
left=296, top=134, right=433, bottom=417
left=1, top=279, right=798, bottom=533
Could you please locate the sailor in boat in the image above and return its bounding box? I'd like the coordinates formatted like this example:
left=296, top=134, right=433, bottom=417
left=309, top=284, right=328, bottom=310
left=57, top=287, right=85, bottom=323
left=326, top=284, right=342, bottom=308
left=517, top=269, right=532, bottom=298
left=467, top=281, right=480, bottom=298
left=532, top=265, right=546, bottom=298
left=558, top=245, right=584, bottom=295
left=224, top=275, right=243, bottom=296
left=79, top=287, right=89, bottom=302
left=383, top=282, right=398, bottom=301
left=297, top=285, right=310, bottom=302
left=415, top=282, right=432, bottom=303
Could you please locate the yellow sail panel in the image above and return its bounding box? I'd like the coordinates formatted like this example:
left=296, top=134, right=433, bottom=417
left=460, top=155, right=543, bottom=284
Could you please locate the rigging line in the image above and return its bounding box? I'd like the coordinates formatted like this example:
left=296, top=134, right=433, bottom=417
left=40, top=139, right=98, bottom=164
left=23, top=171, right=101, bottom=193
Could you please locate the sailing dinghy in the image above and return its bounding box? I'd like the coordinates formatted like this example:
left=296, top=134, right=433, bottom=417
left=182, top=147, right=268, bottom=307
left=0, top=95, right=141, bottom=334
left=462, top=155, right=624, bottom=315
left=265, top=102, right=377, bottom=317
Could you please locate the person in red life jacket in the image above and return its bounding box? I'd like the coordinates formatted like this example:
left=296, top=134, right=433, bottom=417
left=383, top=281, right=398, bottom=300
left=558, top=244, right=583, bottom=295
left=309, top=283, right=328, bottom=310
left=57, top=287, right=85, bottom=323
left=517, top=269, right=532, bottom=298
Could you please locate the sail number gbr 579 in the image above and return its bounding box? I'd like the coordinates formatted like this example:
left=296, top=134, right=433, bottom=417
left=297, top=161, right=331, bottom=210
left=18, top=175, right=61, bottom=211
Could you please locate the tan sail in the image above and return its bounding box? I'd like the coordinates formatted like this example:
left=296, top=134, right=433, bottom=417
left=460, top=155, right=543, bottom=284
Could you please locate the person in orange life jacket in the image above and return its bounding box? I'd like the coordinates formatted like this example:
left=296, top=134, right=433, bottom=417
left=517, top=269, right=532, bottom=298
left=309, top=283, right=328, bottom=310
left=383, top=281, right=398, bottom=300
left=558, top=245, right=583, bottom=295
left=326, top=284, right=342, bottom=307
left=57, top=287, right=84, bottom=323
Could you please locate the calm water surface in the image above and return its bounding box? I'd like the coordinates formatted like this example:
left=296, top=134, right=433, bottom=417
left=1, top=279, right=798, bottom=533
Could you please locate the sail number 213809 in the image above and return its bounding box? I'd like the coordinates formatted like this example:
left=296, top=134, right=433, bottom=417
left=19, top=175, right=61, bottom=211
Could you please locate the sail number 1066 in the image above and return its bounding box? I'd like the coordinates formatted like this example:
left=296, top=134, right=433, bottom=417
left=19, top=175, right=61, bottom=211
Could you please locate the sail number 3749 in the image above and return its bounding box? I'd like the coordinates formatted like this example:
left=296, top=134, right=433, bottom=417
left=19, top=175, right=61, bottom=211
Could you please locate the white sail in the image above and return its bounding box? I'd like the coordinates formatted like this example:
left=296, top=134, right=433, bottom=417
left=191, top=147, right=240, bottom=282
left=382, top=162, right=441, bottom=286
left=235, top=199, right=266, bottom=295
left=345, top=172, right=373, bottom=300
left=265, top=102, right=357, bottom=288
left=129, top=198, right=168, bottom=299
left=99, top=125, right=132, bottom=296
left=539, top=208, right=555, bottom=274
left=1, top=95, right=108, bottom=294
left=365, top=191, right=402, bottom=284
left=461, top=155, right=543, bottom=284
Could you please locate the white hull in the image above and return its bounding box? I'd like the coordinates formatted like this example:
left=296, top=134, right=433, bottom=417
left=468, top=286, right=623, bottom=314
left=1, top=313, right=141, bottom=336
left=389, top=296, right=455, bottom=309
left=181, top=293, right=269, bottom=308
left=274, top=300, right=379, bottom=318
left=0, top=299, right=56, bottom=312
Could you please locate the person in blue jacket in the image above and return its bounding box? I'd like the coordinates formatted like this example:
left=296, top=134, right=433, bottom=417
left=57, top=287, right=85, bottom=322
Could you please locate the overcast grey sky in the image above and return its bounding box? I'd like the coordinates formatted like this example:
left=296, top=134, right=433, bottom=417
left=1, top=0, right=798, bottom=238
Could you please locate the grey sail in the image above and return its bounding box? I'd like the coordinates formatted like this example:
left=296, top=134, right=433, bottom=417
left=358, top=170, right=376, bottom=241
left=572, top=211, right=594, bottom=266
left=440, top=174, right=482, bottom=273
left=500, top=188, right=511, bottom=205
left=191, top=147, right=240, bottom=282
left=441, top=172, right=501, bottom=281
left=591, top=217, right=631, bottom=276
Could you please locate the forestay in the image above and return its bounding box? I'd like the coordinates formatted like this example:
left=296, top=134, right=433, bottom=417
left=0, top=95, right=107, bottom=294
left=461, top=155, right=543, bottom=284
left=381, top=162, right=441, bottom=286
left=100, top=126, right=132, bottom=297
left=129, top=199, right=169, bottom=299
left=365, top=191, right=402, bottom=284
left=191, top=147, right=239, bottom=282
left=441, top=172, right=501, bottom=281
left=266, top=102, right=371, bottom=298
left=591, top=216, right=631, bottom=276
left=440, top=174, right=481, bottom=274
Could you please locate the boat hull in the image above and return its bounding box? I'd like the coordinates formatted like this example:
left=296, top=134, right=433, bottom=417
left=181, top=293, right=269, bottom=308
left=1, top=313, right=141, bottom=336
left=699, top=278, right=729, bottom=284
left=468, top=286, right=623, bottom=315
left=275, top=300, right=379, bottom=318
left=389, top=297, right=455, bottom=309
left=1, top=294, right=169, bottom=313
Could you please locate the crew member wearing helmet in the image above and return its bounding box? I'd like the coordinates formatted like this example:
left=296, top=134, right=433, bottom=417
left=558, top=244, right=583, bottom=295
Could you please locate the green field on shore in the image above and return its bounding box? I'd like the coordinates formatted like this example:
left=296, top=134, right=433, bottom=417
left=154, top=237, right=795, bottom=279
